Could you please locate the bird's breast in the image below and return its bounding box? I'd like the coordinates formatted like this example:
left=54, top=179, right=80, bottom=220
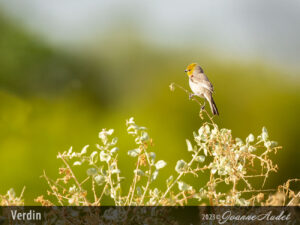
left=189, top=79, right=205, bottom=98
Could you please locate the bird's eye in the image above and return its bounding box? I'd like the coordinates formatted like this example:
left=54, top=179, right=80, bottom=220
left=188, top=69, right=191, bottom=72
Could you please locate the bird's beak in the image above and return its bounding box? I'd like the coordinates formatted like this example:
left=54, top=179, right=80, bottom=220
left=184, top=69, right=187, bottom=72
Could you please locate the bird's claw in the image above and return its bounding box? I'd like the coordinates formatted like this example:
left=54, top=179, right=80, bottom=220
left=201, top=102, right=206, bottom=110
left=189, top=93, right=194, bottom=100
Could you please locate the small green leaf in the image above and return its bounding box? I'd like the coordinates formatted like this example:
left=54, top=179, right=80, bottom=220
left=100, top=151, right=111, bottom=162
left=235, top=138, right=243, bottom=146
left=148, top=152, right=156, bottom=165
left=107, top=129, right=114, bottom=135
left=177, top=181, right=192, bottom=191
left=90, top=151, right=98, bottom=159
left=264, top=141, right=272, bottom=148
left=262, top=127, right=269, bottom=141
left=69, top=186, right=77, bottom=194
left=155, top=160, right=167, bottom=170
left=73, top=161, right=82, bottom=166
left=111, top=137, right=118, bottom=145
left=211, top=168, right=217, bottom=174
left=169, top=83, right=175, bottom=91
left=204, top=125, right=211, bottom=134
left=270, top=141, right=278, bottom=148
left=126, top=117, right=135, bottom=126
left=149, top=152, right=156, bottom=160
left=87, top=168, right=97, bottom=176
left=246, top=134, right=255, bottom=143
left=218, top=169, right=227, bottom=176
left=128, top=148, right=141, bottom=157
left=166, top=176, right=173, bottom=186
left=186, top=139, right=193, bottom=152
left=136, top=186, right=142, bottom=196
left=198, top=127, right=204, bottom=136
left=175, top=160, right=187, bottom=173
left=127, top=124, right=138, bottom=133
left=134, top=169, right=145, bottom=176
left=94, top=175, right=106, bottom=186
left=7, top=188, right=16, bottom=198
left=101, top=167, right=107, bottom=176
left=151, top=170, right=159, bottom=181
left=67, top=147, right=73, bottom=155
left=140, top=132, right=149, bottom=141
left=111, top=169, right=120, bottom=174
left=110, top=147, right=119, bottom=154
left=195, top=155, right=205, bottom=163
left=193, top=193, right=202, bottom=201
left=80, top=145, right=89, bottom=155
left=240, top=146, right=247, bottom=152
left=138, top=126, right=147, bottom=131
left=249, top=146, right=257, bottom=152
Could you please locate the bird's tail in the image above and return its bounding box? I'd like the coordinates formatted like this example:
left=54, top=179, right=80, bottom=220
left=208, top=96, right=219, bottom=116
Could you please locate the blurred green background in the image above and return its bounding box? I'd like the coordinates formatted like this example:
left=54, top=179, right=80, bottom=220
left=0, top=1, right=299, bottom=205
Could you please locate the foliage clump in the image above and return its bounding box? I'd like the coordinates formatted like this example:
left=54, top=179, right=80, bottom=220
left=1, top=83, right=299, bottom=207
left=0, top=188, right=25, bottom=206
left=29, top=117, right=298, bottom=206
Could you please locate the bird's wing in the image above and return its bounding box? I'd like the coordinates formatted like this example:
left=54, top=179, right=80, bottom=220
left=191, top=74, right=214, bottom=93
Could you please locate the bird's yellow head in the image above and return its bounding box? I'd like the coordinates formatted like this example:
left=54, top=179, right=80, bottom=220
left=185, top=63, right=198, bottom=76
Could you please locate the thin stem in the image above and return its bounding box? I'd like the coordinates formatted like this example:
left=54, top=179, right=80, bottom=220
left=161, top=172, right=184, bottom=203
left=232, top=178, right=237, bottom=206
left=42, top=170, right=63, bottom=206
left=288, top=192, right=300, bottom=206
left=80, top=176, right=90, bottom=186
left=160, top=148, right=202, bottom=202
left=129, top=157, right=140, bottom=205
left=92, top=179, right=98, bottom=204
left=19, top=186, right=26, bottom=200
left=106, top=158, right=117, bottom=205
left=140, top=148, right=152, bottom=205
left=240, top=189, right=276, bottom=193
left=125, top=156, right=141, bottom=205
left=58, top=153, right=89, bottom=205
left=208, top=172, right=214, bottom=206
left=95, top=183, right=108, bottom=205
left=170, top=82, right=216, bottom=123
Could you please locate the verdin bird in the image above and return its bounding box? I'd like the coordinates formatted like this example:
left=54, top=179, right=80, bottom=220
left=185, top=63, right=219, bottom=115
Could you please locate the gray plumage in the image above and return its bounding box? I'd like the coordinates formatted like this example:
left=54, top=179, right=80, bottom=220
left=189, top=65, right=219, bottom=115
